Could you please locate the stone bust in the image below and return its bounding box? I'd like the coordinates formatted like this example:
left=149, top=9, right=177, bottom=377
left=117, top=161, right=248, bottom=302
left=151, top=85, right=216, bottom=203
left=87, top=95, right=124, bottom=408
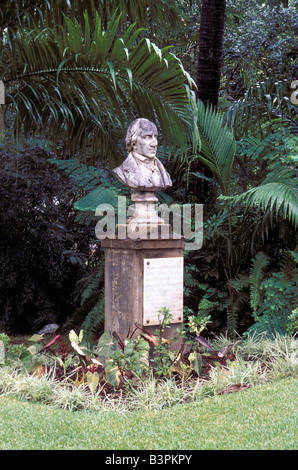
left=112, top=118, right=172, bottom=191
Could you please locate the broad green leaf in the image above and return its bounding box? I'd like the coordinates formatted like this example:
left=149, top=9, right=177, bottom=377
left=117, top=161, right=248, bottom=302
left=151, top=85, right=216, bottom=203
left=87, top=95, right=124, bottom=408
left=28, top=334, right=44, bottom=342
left=188, top=352, right=202, bottom=376
left=69, top=330, right=79, bottom=344
left=96, top=331, right=118, bottom=359
left=71, top=342, right=86, bottom=356
left=105, top=359, right=122, bottom=388
left=86, top=371, right=100, bottom=393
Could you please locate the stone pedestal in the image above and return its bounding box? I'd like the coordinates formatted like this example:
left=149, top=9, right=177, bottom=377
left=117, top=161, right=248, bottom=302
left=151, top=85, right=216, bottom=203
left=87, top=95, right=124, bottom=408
left=101, top=237, right=184, bottom=344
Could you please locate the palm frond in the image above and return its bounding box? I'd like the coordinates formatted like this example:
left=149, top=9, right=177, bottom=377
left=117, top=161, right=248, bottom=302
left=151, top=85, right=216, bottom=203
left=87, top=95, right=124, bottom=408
left=0, top=0, right=182, bottom=35
left=1, top=8, right=195, bottom=164
left=188, top=99, right=236, bottom=195
left=225, top=167, right=298, bottom=228
left=50, top=158, right=126, bottom=213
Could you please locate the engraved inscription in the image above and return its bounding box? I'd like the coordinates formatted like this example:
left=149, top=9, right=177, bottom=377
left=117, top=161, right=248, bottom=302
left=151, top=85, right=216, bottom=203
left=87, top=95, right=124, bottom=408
left=143, top=257, right=183, bottom=325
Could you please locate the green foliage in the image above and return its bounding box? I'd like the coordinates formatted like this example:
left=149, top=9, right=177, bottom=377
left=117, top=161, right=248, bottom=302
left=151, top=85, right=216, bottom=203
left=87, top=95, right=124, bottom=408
left=223, top=79, right=298, bottom=140
left=236, top=131, right=298, bottom=169
left=147, top=308, right=177, bottom=378
left=50, top=158, right=127, bottom=214
left=0, top=377, right=296, bottom=449
left=1, top=329, right=296, bottom=425
left=93, top=307, right=216, bottom=386
left=0, top=333, right=26, bottom=366
left=188, top=99, right=237, bottom=196
left=1, top=0, right=296, bottom=345
left=1, top=1, right=195, bottom=164
left=249, top=252, right=272, bottom=315
left=97, top=331, right=150, bottom=387
left=223, top=1, right=297, bottom=100
left=228, top=251, right=298, bottom=337
left=223, top=166, right=298, bottom=229
left=286, top=308, right=298, bottom=336
left=20, top=326, right=104, bottom=393
left=186, top=79, right=297, bottom=338
left=244, top=271, right=297, bottom=338
left=0, top=144, right=91, bottom=334
left=80, top=288, right=105, bottom=340
left=49, top=159, right=115, bottom=337
left=227, top=252, right=272, bottom=335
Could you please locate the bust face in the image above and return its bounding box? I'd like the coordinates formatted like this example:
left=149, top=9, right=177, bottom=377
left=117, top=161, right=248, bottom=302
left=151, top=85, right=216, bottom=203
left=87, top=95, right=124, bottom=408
left=128, top=119, right=158, bottom=159
left=133, top=129, right=158, bottom=159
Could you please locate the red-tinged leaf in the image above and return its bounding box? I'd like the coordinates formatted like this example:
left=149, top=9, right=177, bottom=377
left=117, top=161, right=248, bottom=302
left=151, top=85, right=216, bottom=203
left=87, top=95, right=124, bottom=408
left=141, top=333, right=158, bottom=345
left=218, top=343, right=235, bottom=358
left=42, top=335, right=61, bottom=349
left=195, top=335, right=214, bottom=351
left=116, top=333, right=125, bottom=351
left=91, top=358, right=103, bottom=366
left=137, top=323, right=169, bottom=345
left=31, top=364, right=46, bottom=377
left=141, top=333, right=169, bottom=346
left=203, top=354, right=221, bottom=366
left=105, top=359, right=123, bottom=388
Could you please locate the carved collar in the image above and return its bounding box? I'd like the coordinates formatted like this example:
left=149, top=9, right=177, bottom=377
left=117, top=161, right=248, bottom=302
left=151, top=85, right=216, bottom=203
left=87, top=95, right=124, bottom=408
left=132, top=152, right=157, bottom=168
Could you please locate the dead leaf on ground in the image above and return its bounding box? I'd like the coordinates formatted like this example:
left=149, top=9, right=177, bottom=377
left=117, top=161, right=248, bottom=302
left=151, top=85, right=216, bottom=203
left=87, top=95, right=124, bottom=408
left=219, top=384, right=249, bottom=395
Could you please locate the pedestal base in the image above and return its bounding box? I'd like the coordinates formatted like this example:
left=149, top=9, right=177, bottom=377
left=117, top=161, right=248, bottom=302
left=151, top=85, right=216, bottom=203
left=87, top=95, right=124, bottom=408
left=101, top=237, right=184, bottom=347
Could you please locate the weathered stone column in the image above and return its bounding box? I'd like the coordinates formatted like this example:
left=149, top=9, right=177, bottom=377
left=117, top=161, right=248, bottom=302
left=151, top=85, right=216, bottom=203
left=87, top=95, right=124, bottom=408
left=101, top=237, right=184, bottom=343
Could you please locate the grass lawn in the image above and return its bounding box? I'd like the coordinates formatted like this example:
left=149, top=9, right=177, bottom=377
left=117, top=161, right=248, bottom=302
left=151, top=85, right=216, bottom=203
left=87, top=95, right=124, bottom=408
left=0, top=377, right=297, bottom=450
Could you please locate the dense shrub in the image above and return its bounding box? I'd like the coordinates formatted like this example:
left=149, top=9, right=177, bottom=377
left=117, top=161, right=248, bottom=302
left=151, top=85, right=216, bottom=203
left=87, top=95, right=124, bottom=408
left=0, top=144, right=92, bottom=334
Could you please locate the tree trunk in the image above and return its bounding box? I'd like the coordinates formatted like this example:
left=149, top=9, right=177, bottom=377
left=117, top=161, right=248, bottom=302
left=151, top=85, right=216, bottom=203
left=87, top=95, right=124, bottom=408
left=190, top=0, right=226, bottom=203
left=196, top=0, right=226, bottom=108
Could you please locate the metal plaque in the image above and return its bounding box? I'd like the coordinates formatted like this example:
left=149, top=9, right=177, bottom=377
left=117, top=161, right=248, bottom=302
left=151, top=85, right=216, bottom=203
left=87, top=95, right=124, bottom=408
left=143, top=257, right=183, bottom=326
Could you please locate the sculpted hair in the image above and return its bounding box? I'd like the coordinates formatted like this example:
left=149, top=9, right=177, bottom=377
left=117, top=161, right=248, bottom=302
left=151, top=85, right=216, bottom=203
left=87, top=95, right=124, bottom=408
left=125, top=118, right=158, bottom=152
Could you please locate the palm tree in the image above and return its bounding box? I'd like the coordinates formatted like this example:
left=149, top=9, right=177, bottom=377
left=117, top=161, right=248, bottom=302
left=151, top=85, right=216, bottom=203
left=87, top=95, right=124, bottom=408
left=0, top=0, right=195, bottom=165
left=196, top=0, right=226, bottom=108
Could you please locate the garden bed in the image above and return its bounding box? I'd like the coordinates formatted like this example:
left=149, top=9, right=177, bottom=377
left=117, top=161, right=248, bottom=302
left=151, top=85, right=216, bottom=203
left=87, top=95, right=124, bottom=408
left=1, top=327, right=296, bottom=413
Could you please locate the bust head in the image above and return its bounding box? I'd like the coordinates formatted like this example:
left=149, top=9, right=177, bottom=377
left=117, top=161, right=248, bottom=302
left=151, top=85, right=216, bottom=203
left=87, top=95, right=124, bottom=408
left=126, top=118, right=158, bottom=159
left=112, top=118, right=172, bottom=191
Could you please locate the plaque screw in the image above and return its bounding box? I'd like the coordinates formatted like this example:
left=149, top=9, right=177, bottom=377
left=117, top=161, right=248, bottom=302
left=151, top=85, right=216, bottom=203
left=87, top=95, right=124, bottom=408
left=147, top=261, right=150, bottom=265
left=146, top=320, right=150, bottom=324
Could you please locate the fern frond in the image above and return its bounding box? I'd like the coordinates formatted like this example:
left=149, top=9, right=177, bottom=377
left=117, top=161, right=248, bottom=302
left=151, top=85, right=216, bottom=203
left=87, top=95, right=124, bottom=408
left=246, top=310, right=289, bottom=339
left=228, top=290, right=251, bottom=336
left=81, top=290, right=105, bottom=340
left=226, top=304, right=238, bottom=339
left=80, top=265, right=104, bottom=306
left=228, top=273, right=250, bottom=292
left=249, top=252, right=271, bottom=315
left=50, top=159, right=106, bottom=190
